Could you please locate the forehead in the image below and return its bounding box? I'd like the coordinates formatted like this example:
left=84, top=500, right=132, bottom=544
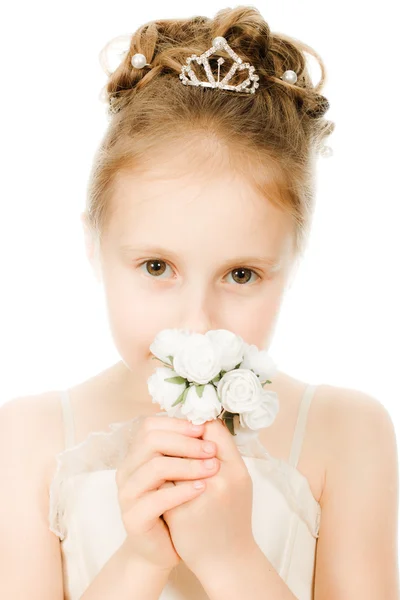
left=108, top=166, right=293, bottom=246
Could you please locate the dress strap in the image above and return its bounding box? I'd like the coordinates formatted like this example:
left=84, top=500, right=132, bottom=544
left=59, top=389, right=76, bottom=450
left=288, top=384, right=317, bottom=468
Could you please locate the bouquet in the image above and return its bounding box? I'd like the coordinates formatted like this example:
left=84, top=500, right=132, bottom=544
left=147, top=328, right=279, bottom=446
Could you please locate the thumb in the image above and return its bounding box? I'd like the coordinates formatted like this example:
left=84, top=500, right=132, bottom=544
left=202, top=416, right=242, bottom=462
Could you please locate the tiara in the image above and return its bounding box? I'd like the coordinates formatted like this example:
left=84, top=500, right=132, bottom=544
left=179, top=36, right=259, bottom=94
left=104, top=35, right=299, bottom=110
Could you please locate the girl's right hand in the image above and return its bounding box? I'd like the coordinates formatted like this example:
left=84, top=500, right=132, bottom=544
left=116, top=415, right=220, bottom=572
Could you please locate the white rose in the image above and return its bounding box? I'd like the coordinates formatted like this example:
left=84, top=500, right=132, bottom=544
left=217, top=368, right=264, bottom=414
left=240, top=390, right=280, bottom=430
left=173, top=333, right=222, bottom=384
left=239, top=344, right=278, bottom=381
left=149, top=328, right=191, bottom=366
left=179, top=384, right=222, bottom=425
left=205, top=329, right=245, bottom=371
left=147, top=367, right=187, bottom=417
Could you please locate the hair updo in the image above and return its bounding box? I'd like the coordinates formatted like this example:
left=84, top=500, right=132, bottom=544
left=85, top=5, right=335, bottom=260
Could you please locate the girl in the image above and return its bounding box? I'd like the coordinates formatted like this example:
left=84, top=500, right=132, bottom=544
left=1, top=5, right=398, bottom=600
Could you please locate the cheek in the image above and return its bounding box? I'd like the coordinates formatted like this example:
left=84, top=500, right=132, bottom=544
left=105, top=296, right=166, bottom=357
left=101, top=265, right=165, bottom=329
left=232, top=282, right=286, bottom=348
left=234, top=309, right=278, bottom=350
left=102, top=281, right=174, bottom=369
left=106, top=311, right=160, bottom=375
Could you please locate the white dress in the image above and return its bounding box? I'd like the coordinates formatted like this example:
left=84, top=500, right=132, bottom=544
left=48, top=384, right=321, bottom=600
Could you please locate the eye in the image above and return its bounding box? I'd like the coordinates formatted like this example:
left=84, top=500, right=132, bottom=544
left=139, top=259, right=172, bottom=279
left=138, top=259, right=260, bottom=285
left=226, top=268, right=260, bottom=285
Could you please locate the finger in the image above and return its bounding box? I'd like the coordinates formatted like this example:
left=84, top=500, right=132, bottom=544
left=126, top=479, right=206, bottom=527
left=140, top=414, right=205, bottom=439
left=121, top=430, right=215, bottom=483
left=161, top=481, right=175, bottom=522
left=118, top=421, right=207, bottom=485
left=124, top=454, right=219, bottom=498
left=158, top=481, right=175, bottom=520
left=159, top=480, right=175, bottom=489
left=202, top=417, right=243, bottom=462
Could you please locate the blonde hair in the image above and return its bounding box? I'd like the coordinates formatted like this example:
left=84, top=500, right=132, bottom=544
left=85, top=5, right=334, bottom=259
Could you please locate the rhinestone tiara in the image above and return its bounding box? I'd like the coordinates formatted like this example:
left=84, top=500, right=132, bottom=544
left=179, top=36, right=259, bottom=94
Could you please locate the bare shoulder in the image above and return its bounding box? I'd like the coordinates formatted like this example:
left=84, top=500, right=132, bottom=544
left=315, top=383, right=398, bottom=502
left=0, top=390, right=66, bottom=493
left=0, top=392, right=66, bottom=599
left=1, top=390, right=64, bottom=440
left=319, top=383, right=397, bottom=446
left=309, top=385, right=399, bottom=596
left=274, top=377, right=398, bottom=507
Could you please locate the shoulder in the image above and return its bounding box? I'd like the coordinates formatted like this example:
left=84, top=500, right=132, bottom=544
left=0, top=393, right=68, bottom=597
left=317, top=383, right=398, bottom=502
left=286, top=380, right=397, bottom=504
left=0, top=390, right=64, bottom=441
left=319, top=383, right=397, bottom=449
left=0, top=391, right=66, bottom=492
left=309, top=385, right=399, bottom=594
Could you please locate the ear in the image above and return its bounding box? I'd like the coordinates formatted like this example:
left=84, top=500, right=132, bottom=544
left=80, top=212, right=102, bottom=283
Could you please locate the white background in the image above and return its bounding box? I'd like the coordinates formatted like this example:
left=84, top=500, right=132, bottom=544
left=1, top=0, right=399, bottom=504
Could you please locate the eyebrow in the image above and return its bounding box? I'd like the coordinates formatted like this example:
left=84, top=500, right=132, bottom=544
left=119, top=244, right=283, bottom=271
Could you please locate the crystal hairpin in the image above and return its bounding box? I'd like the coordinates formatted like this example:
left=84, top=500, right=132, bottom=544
left=179, top=36, right=259, bottom=94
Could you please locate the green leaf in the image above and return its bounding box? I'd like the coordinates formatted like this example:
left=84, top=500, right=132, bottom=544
left=151, top=356, right=174, bottom=368
left=222, top=416, right=236, bottom=436
left=195, top=384, right=205, bottom=398
left=164, top=376, right=187, bottom=385
left=172, top=389, right=186, bottom=407
left=222, top=410, right=236, bottom=419
left=167, top=355, right=174, bottom=364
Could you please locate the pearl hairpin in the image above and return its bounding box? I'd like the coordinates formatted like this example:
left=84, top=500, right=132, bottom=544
left=280, top=69, right=297, bottom=84
left=131, top=53, right=152, bottom=69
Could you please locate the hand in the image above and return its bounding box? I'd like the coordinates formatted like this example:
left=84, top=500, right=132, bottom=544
left=162, top=417, right=256, bottom=578
left=115, top=415, right=219, bottom=572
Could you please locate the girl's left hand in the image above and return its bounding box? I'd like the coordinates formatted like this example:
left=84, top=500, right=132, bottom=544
left=161, top=417, right=256, bottom=578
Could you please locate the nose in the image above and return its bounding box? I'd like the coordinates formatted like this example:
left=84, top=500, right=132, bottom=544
left=178, top=320, right=214, bottom=338
left=177, top=298, right=217, bottom=337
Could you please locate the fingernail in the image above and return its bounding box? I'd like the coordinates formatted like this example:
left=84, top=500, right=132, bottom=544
left=203, top=442, right=215, bottom=454
left=193, top=480, right=205, bottom=489
left=191, top=424, right=203, bottom=432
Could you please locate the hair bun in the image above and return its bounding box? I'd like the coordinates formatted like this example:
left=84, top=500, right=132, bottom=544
left=305, top=94, right=330, bottom=119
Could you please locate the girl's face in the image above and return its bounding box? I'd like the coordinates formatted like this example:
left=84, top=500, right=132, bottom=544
left=83, top=161, right=296, bottom=386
